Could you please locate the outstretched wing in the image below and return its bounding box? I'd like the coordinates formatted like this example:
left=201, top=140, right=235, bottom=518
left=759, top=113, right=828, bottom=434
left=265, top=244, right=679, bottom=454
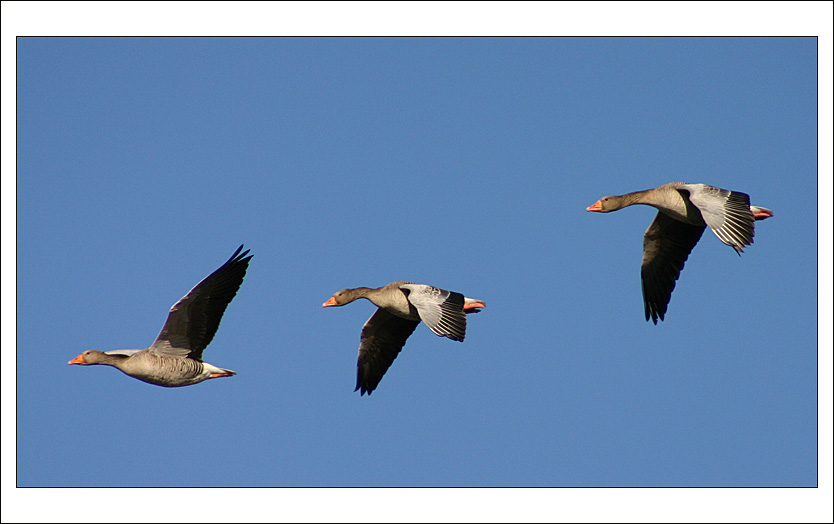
left=399, top=283, right=467, bottom=341
left=149, top=245, right=252, bottom=360
left=356, top=308, right=420, bottom=395
left=679, top=183, right=755, bottom=254
left=641, top=212, right=706, bottom=324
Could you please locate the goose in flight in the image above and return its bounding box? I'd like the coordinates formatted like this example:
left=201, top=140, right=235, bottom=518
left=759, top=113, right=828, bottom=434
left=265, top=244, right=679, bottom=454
left=586, top=182, right=772, bottom=323
left=68, top=245, right=253, bottom=386
left=323, top=281, right=485, bottom=395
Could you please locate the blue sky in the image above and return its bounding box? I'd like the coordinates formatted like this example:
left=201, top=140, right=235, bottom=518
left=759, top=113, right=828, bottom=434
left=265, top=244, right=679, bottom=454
left=4, top=3, right=833, bottom=523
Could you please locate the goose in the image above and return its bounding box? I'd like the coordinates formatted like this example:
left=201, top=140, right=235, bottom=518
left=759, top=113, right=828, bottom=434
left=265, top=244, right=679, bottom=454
left=68, top=245, right=253, bottom=386
left=586, top=182, right=772, bottom=323
left=323, top=281, right=485, bottom=395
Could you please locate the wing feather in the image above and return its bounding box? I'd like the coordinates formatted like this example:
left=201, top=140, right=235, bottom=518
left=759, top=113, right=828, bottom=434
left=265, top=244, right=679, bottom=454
left=356, top=308, right=420, bottom=395
left=149, top=245, right=252, bottom=360
left=641, top=212, right=706, bottom=323
left=680, top=184, right=755, bottom=254
left=399, top=284, right=467, bottom=341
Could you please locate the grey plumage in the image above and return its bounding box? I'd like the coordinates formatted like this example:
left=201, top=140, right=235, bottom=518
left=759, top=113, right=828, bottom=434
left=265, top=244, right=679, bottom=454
left=587, top=182, right=772, bottom=323
left=68, top=245, right=252, bottom=387
left=323, top=281, right=485, bottom=395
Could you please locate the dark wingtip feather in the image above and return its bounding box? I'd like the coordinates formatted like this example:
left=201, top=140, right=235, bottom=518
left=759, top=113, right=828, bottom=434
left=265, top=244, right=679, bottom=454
left=355, top=384, right=372, bottom=396
left=355, top=371, right=373, bottom=396
left=227, top=244, right=253, bottom=265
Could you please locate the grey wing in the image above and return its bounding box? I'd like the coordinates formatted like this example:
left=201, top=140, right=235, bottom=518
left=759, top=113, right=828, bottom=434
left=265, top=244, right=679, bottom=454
left=149, top=245, right=253, bottom=360
left=641, top=212, right=706, bottom=324
left=356, top=308, right=420, bottom=395
left=679, top=183, right=755, bottom=254
left=104, top=349, right=142, bottom=357
left=399, top=283, right=467, bottom=341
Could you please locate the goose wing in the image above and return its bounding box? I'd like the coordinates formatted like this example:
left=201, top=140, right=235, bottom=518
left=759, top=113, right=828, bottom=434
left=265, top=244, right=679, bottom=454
left=149, top=245, right=252, bottom=360
left=355, top=308, right=420, bottom=395
left=641, top=212, right=706, bottom=323
left=679, top=183, right=755, bottom=254
left=399, top=283, right=467, bottom=341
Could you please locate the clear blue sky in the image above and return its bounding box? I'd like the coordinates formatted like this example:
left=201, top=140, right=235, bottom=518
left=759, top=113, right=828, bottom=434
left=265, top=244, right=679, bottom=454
left=5, top=3, right=833, bottom=522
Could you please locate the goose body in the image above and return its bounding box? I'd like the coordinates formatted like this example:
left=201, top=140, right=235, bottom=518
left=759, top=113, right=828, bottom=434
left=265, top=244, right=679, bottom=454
left=586, top=182, right=772, bottom=323
left=323, top=281, right=485, bottom=395
left=68, top=245, right=253, bottom=387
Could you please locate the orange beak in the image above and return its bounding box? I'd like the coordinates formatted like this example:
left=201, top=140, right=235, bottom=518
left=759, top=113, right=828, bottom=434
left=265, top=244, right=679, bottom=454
left=586, top=200, right=603, bottom=212
left=68, top=354, right=86, bottom=365
left=322, top=297, right=338, bottom=307
left=463, top=301, right=486, bottom=311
